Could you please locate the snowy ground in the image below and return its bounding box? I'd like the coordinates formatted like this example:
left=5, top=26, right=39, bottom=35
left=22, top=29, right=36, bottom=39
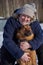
left=0, top=32, right=3, bottom=48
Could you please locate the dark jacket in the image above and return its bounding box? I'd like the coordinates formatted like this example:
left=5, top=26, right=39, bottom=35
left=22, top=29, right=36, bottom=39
left=2, top=16, right=43, bottom=59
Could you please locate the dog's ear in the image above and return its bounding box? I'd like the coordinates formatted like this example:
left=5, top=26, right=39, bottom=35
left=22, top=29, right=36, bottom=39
left=24, top=25, right=31, bottom=31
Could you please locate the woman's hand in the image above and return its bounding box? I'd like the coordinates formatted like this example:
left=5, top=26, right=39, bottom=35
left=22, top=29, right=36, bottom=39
left=20, top=41, right=31, bottom=51
left=21, top=52, right=30, bottom=62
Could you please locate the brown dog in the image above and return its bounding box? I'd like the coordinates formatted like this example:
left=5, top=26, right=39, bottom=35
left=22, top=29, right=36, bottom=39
left=16, top=25, right=37, bottom=65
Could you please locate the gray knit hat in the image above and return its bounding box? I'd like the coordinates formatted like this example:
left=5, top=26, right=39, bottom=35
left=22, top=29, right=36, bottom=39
left=16, top=4, right=37, bottom=18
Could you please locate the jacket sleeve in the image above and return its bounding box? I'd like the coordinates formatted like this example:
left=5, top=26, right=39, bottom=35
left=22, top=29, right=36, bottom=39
left=3, top=17, right=24, bottom=59
left=29, top=21, right=43, bottom=50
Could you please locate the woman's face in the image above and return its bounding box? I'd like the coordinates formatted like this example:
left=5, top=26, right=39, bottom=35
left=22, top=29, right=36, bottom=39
left=19, top=14, right=31, bottom=25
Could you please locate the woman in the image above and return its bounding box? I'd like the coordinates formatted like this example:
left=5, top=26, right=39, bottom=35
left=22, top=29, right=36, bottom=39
left=1, top=4, right=43, bottom=65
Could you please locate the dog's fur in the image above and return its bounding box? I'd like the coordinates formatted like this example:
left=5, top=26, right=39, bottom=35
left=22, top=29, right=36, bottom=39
left=16, top=25, right=37, bottom=65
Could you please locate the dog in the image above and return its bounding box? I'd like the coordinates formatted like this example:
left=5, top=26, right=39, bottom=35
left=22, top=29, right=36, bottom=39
left=16, top=25, right=37, bottom=65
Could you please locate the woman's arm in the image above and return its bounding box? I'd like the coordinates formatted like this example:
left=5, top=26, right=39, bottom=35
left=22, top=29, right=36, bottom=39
left=3, top=17, right=24, bottom=59
left=29, top=21, right=43, bottom=50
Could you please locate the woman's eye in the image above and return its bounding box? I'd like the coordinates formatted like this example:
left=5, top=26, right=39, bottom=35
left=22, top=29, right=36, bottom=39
left=22, top=16, right=24, bottom=18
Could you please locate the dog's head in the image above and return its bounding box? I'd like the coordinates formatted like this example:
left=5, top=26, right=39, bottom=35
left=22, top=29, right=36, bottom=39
left=16, top=25, right=34, bottom=41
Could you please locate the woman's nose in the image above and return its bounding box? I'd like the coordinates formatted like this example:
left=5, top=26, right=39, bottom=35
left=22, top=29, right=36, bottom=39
left=25, top=16, right=28, bottom=21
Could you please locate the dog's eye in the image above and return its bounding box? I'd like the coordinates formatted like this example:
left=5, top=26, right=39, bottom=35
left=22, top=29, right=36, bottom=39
left=24, top=31, right=32, bottom=36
